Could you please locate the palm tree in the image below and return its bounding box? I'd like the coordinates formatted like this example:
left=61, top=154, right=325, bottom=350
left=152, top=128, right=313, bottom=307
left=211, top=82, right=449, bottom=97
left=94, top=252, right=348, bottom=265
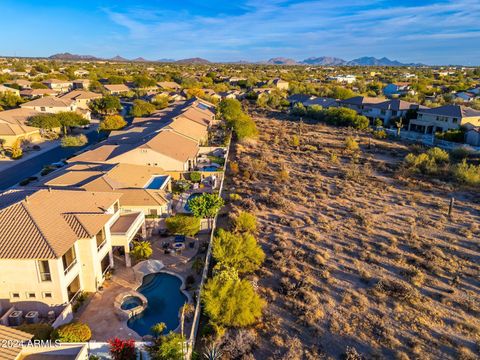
left=131, top=241, right=152, bottom=261
left=203, top=343, right=222, bottom=360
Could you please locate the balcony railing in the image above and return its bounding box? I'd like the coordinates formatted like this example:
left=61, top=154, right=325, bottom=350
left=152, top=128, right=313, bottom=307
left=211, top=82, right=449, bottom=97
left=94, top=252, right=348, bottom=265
left=97, top=239, right=107, bottom=252
left=63, top=259, right=77, bottom=276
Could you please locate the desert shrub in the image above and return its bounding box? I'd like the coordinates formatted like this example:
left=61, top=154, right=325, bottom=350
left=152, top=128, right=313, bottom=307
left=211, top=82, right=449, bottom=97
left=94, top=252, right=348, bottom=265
left=52, top=322, right=91, bottom=342
left=61, top=134, right=88, bottom=147
left=232, top=211, right=257, bottom=233
left=373, top=129, right=387, bottom=139
left=212, top=229, right=264, bottom=273
left=147, top=332, right=184, bottom=360
left=229, top=161, right=239, bottom=175
left=450, top=147, right=471, bottom=161
left=16, top=323, right=53, bottom=340
left=290, top=135, right=300, bottom=147
left=165, top=214, right=200, bottom=236
left=435, top=128, right=465, bottom=143
left=10, top=140, right=23, bottom=159
left=203, top=269, right=265, bottom=327
left=229, top=193, right=242, bottom=202
left=221, top=329, right=257, bottom=359
left=453, top=160, right=480, bottom=186
left=276, top=168, right=290, bottom=182
left=404, top=147, right=449, bottom=175
left=344, top=136, right=359, bottom=152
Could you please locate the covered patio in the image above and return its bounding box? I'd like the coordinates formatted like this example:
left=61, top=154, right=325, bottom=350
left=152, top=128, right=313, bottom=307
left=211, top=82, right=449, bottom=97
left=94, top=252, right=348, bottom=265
left=110, top=211, right=146, bottom=267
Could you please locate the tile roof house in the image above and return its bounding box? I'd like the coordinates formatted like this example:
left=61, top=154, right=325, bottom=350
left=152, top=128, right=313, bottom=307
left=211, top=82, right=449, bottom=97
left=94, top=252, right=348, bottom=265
left=19, top=88, right=57, bottom=99
left=157, top=81, right=182, bottom=91
left=59, top=90, right=102, bottom=109
left=0, top=108, right=43, bottom=147
left=20, top=96, right=91, bottom=119
left=409, top=105, right=480, bottom=134
left=103, top=84, right=130, bottom=95
left=363, top=99, right=427, bottom=126
left=68, top=129, right=199, bottom=171
left=0, top=84, right=20, bottom=96
left=42, top=79, right=73, bottom=93
left=0, top=189, right=142, bottom=314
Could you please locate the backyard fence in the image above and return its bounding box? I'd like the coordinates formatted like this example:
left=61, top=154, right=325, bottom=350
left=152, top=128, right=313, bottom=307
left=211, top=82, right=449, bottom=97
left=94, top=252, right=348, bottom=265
left=185, top=132, right=232, bottom=359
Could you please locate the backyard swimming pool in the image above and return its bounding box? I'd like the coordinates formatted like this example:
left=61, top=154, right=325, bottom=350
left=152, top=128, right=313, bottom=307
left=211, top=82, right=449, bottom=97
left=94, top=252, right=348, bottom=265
left=127, top=273, right=187, bottom=336
left=144, top=175, right=169, bottom=190
left=184, top=192, right=203, bottom=212
left=202, top=165, right=220, bottom=171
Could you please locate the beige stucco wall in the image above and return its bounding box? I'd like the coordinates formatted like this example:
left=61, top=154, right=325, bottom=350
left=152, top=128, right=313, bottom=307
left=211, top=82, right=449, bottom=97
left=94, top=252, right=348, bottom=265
left=0, top=131, right=43, bottom=147
left=113, top=148, right=190, bottom=171
left=0, top=203, right=120, bottom=312
left=21, top=104, right=77, bottom=114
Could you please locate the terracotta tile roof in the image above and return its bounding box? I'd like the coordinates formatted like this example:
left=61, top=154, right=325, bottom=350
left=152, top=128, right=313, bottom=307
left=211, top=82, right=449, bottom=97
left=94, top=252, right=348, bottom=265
left=21, top=96, right=74, bottom=108
left=67, top=144, right=127, bottom=163
left=143, top=129, right=199, bottom=162
left=20, top=89, right=57, bottom=97
left=0, top=189, right=121, bottom=259
left=340, top=96, right=387, bottom=106
left=0, top=324, right=32, bottom=360
left=166, top=117, right=207, bottom=142
left=104, top=84, right=130, bottom=92
left=157, top=81, right=181, bottom=90
left=0, top=108, right=41, bottom=127
left=115, top=188, right=169, bottom=207
left=177, top=107, right=212, bottom=126
left=59, top=90, right=102, bottom=101
left=43, top=79, right=72, bottom=84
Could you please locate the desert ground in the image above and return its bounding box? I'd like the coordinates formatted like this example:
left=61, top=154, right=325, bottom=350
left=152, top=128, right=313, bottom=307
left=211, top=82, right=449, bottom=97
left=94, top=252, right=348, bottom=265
left=224, top=109, right=480, bottom=360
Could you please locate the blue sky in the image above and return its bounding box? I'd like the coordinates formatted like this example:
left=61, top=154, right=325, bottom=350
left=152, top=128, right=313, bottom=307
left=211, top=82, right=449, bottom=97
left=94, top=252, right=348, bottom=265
left=0, top=0, right=479, bottom=64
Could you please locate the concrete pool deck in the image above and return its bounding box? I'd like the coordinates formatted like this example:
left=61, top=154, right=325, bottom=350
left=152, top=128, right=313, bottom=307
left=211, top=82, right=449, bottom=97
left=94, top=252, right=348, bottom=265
left=76, top=234, right=208, bottom=341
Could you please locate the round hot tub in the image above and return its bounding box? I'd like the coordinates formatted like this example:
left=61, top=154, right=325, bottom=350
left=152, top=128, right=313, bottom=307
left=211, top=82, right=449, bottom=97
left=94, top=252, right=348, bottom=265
left=121, top=296, right=143, bottom=310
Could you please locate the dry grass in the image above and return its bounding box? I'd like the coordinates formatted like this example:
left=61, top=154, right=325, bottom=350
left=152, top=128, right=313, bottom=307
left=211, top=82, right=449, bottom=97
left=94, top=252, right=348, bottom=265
left=224, top=110, right=480, bottom=359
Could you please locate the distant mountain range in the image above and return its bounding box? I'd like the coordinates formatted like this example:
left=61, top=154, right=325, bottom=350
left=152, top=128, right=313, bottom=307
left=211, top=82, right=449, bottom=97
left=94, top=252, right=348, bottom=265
left=46, top=52, right=421, bottom=66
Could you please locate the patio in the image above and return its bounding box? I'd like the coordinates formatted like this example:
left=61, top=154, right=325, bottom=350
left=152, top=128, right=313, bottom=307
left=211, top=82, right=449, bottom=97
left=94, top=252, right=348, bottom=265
left=76, top=233, right=209, bottom=341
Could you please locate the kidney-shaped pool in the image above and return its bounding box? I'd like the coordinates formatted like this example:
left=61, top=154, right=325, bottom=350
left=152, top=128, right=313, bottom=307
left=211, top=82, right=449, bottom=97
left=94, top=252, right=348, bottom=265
left=127, top=272, right=187, bottom=336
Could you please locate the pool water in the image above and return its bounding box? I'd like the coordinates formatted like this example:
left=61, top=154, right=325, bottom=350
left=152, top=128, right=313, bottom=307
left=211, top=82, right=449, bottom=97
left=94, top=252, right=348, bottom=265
left=145, top=175, right=169, bottom=190
left=184, top=193, right=203, bottom=212
left=127, top=273, right=187, bottom=336
left=121, top=296, right=142, bottom=310
left=202, top=166, right=219, bottom=171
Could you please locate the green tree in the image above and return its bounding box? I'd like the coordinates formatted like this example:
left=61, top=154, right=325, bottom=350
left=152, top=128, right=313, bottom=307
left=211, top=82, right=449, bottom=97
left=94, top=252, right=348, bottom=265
left=203, top=270, right=265, bottom=327
left=130, top=99, right=156, bottom=117
left=99, top=114, right=127, bottom=131
left=212, top=229, right=264, bottom=273
left=147, top=332, right=184, bottom=360
left=165, top=215, right=200, bottom=236
left=56, top=112, right=89, bottom=134
left=151, top=323, right=167, bottom=338
left=0, top=92, right=23, bottom=109
left=188, top=193, right=224, bottom=219
left=30, top=82, right=48, bottom=89
left=28, top=113, right=60, bottom=129
left=131, top=241, right=152, bottom=261
left=232, top=211, right=257, bottom=233
left=152, top=94, right=170, bottom=109
left=133, top=75, right=156, bottom=88
left=189, top=171, right=201, bottom=183
left=89, top=95, right=122, bottom=115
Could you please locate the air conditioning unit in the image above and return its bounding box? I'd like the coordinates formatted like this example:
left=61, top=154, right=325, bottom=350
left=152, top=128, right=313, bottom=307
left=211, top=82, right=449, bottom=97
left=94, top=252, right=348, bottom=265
left=8, top=311, right=23, bottom=326
left=25, top=311, right=39, bottom=324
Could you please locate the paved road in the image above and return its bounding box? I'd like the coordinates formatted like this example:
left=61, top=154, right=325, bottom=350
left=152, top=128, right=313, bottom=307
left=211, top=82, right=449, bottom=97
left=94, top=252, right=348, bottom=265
left=0, top=131, right=103, bottom=190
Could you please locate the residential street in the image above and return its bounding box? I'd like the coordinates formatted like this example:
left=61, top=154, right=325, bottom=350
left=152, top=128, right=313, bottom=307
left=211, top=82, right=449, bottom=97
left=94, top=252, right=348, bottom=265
left=0, top=130, right=101, bottom=190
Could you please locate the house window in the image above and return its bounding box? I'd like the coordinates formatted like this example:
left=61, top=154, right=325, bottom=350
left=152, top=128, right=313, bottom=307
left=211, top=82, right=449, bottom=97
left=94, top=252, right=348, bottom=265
left=10, top=293, right=20, bottom=299
left=37, top=260, right=51, bottom=282
left=26, top=292, right=36, bottom=299
left=62, top=246, right=77, bottom=275
left=40, top=107, right=46, bottom=111
left=96, top=228, right=106, bottom=251
left=452, top=118, right=458, bottom=123
left=149, top=209, right=158, bottom=217
left=43, top=292, right=53, bottom=299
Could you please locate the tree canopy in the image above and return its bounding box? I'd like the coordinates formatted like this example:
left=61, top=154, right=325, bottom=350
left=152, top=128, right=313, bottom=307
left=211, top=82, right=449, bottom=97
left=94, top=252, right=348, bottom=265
left=89, top=95, right=122, bottom=115
left=99, top=114, right=127, bottom=131
left=130, top=99, right=156, bottom=117
left=212, top=229, right=265, bottom=274
left=165, top=214, right=200, bottom=236
left=203, top=269, right=265, bottom=327
left=187, top=193, right=224, bottom=218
